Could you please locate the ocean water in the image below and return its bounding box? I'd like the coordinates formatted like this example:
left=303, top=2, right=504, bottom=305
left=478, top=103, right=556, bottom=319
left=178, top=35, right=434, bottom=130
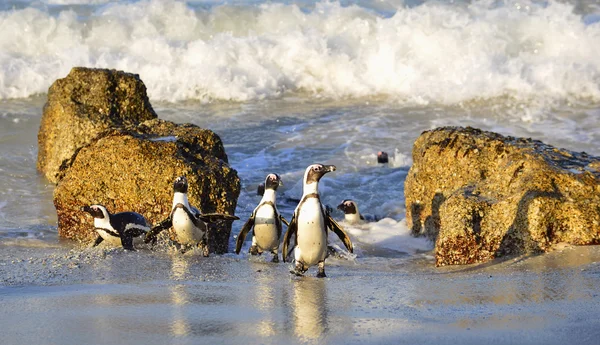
left=1, top=0, right=600, bottom=343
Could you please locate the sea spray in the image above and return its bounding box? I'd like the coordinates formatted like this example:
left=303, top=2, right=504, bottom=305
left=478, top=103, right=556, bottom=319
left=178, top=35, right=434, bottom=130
left=0, top=0, right=598, bottom=108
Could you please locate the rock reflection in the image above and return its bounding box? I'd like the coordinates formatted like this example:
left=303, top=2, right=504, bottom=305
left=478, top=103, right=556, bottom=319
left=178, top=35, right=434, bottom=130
left=292, top=278, right=328, bottom=340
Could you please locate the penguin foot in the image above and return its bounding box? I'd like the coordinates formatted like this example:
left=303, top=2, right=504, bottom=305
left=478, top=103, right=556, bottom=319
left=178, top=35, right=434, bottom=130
left=144, top=234, right=157, bottom=245
left=290, top=269, right=304, bottom=277
left=271, top=255, right=279, bottom=263
left=179, top=245, right=191, bottom=254
left=317, top=261, right=326, bottom=278
left=327, top=245, right=338, bottom=256
left=291, top=262, right=307, bottom=276
left=249, top=245, right=259, bottom=256
left=199, top=242, right=210, bottom=257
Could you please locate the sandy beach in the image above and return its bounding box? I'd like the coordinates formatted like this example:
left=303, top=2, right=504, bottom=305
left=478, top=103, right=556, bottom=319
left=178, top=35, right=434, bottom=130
left=2, top=241, right=599, bottom=345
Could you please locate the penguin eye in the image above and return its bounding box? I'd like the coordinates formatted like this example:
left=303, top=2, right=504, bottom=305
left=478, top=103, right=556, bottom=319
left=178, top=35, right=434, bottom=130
left=312, top=166, right=321, bottom=172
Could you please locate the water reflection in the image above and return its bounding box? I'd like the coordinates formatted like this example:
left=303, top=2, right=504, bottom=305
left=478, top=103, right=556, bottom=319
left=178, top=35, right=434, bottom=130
left=416, top=246, right=600, bottom=309
left=292, top=278, right=328, bottom=340
left=250, top=262, right=279, bottom=337
left=169, top=255, right=191, bottom=336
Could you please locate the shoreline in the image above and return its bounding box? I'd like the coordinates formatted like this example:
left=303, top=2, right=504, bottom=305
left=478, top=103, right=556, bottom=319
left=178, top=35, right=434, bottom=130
left=1, top=242, right=600, bottom=344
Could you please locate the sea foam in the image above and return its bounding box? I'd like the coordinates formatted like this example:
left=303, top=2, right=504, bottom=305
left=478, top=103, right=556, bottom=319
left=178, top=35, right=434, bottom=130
left=0, top=0, right=598, bottom=106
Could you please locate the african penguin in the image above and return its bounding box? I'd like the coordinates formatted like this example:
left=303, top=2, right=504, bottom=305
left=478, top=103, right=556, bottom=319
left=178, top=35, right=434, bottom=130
left=235, top=173, right=289, bottom=262
left=336, top=199, right=379, bottom=224
left=377, top=151, right=389, bottom=164
left=144, top=176, right=239, bottom=256
left=81, top=204, right=149, bottom=250
left=282, top=164, right=353, bottom=277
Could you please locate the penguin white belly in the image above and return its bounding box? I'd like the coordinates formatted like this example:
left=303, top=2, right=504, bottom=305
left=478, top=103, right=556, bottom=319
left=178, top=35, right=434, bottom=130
left=253, top=205, right=279, bottom=251
left=94, top=218, right=122, bottom=247
left=96, top=229, right=123, bottom=246
left=172, top=208, right=204, bottom=245
left=295, top=200, right=327, bottom=266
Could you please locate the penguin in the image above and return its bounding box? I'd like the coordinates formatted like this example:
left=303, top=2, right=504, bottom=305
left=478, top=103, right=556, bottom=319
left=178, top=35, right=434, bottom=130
left=336, top=199, right=379, bottom=224
left=282, top=164, right=353, bottom=277
left=377, top=151, right=389, bottom=164
left=144, top=176, right=239, bottom=256
left=81, top=204, right=150, bottom=250
left=235, top=173, right=289, bottom=262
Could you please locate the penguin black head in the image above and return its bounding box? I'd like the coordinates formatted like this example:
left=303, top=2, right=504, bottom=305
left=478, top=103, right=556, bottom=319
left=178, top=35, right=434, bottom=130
left=81, top=204, right=109, bottom=219
left=304, top=164, right=336, bottom=184
left=337, top=199, right=358, bottom=215
left=173, top=176, right=189, bottom=193
left=264, top=173, right=282, bottom=191
left=377, top=151, right=389, bottom=164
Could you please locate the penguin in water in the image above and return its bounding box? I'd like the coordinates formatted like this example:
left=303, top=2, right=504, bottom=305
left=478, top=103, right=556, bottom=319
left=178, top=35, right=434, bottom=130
left=81, top=204, right=150, bottom=250
left=235, top=173, right=289, bottom=262
left=337, top=199, right=379, bottom=224
left=282, top=164, right=354, bottom=277
left=144, top=176, right=239, bottom=256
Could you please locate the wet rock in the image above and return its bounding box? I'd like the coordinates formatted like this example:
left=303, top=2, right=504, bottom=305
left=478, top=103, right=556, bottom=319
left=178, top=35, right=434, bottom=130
left=37, top=67, right=157, bottom=184
left=54, top=119, right=240, bottom=254
left=405, top=126, right=600, bottom=266
left=39, top=68, right=241, bottom=254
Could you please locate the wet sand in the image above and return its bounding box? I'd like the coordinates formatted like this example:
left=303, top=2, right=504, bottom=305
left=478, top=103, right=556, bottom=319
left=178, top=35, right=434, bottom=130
left=1, top=242, right=600, bottom=345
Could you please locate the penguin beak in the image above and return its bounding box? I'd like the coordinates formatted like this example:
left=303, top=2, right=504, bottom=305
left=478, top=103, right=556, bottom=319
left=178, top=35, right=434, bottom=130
left=336, top=202, right=344, bottom=211
left=81, top=205, right=92, bottom=213
left=324, top=165, right=336, bottom=173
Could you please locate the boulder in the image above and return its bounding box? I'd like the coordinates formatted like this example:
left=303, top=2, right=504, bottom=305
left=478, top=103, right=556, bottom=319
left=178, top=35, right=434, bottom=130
left=405, top=127, right=600, bottom=266
left=54, top=119, right=240, bottom=254
left=37, top=67, right=157, bottom=184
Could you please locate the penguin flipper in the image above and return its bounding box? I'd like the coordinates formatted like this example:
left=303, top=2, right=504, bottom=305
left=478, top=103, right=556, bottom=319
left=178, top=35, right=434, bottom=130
left=190, top=205, right=201, bottom=217
left=276, top=214, right=283, bottom=242
left=145, top=217, right=172, bottom=244
left=278, top=215, right=289, bottom=244
left=92, top=235, right=104, bottom=247
left=282, top=214, right=297, bottom=263
left=279, top=215, right=290, bottom=227
left=326, top=214, right=354, bottom=253
left=235, top=213, right=255, bottom=255
left=198, top=213, right=240, bottom=224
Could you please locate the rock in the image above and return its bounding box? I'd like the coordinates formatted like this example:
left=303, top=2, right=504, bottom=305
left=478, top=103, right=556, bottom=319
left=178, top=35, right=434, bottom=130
left=37, top=67, right=157, bottom=184
left=405, top=126, right=600, bottom=266
left=54, top=119, right=240, bottom=254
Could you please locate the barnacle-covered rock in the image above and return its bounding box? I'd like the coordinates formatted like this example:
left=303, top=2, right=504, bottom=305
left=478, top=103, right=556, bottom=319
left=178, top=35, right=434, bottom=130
left=37, top=67, right=157, bottom=183
left=405, top=127, right=600, bottom=266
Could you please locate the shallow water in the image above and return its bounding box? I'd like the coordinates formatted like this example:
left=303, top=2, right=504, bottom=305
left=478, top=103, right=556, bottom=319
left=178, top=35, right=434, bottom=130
left=1, top=243, right=600, bottom=344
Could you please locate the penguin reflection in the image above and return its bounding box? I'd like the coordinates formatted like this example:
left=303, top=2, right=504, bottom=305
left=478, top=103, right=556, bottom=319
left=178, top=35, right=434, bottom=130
left=251, top=262, right=279, bottom=337
left=169, top=255, right=191, bottom=336
left=292, top=278, right=328, bottom=340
